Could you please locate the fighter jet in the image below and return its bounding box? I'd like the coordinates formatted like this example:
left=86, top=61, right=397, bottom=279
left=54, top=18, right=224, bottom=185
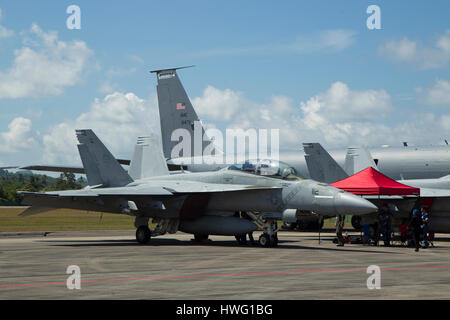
left=303, top=143, right=450, bottom=233
left=18, top=130, right=377, bottom=247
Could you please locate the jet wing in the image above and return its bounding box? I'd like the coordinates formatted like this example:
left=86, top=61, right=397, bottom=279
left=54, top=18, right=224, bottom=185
left=18, top=165, right=86, bottom=174
left=19, top=182, right=279, bottom=202
left=6, top=159, right=131, bottom=174
left=19, top=185, right=174, bottom=198
left=18, top=182, right=280, bottom=217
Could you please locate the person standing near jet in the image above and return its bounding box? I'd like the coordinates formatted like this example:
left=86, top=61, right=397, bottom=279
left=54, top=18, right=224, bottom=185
left=336, top=215, right=345, bottom=246
left=410, top=209, right=423, bottom=252
left=378, top=204, right=393, bottom=246
left=421, top=206, right=430, bottom=248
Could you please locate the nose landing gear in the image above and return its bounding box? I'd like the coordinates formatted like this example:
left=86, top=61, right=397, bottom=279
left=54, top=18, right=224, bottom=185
left=258, top=233, right=278, bottom=247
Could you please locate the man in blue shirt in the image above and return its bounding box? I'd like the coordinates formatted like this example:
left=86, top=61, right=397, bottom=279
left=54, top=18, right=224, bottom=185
left=421, top=206, right=430, bottom=248
left=378, top=204, right=393, bottom=246
left=409, top=209, right=422, bottom=252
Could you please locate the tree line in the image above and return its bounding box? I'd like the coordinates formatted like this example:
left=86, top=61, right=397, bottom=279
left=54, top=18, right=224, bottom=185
left=0, top=170, right=86, bottom=206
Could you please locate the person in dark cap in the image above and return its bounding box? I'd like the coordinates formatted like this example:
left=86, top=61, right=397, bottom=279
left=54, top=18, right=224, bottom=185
left=409, top=209, right=423, bottom=252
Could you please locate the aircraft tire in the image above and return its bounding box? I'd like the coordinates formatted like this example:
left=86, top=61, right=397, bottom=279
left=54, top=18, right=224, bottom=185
left=136, top=226, right=151, bottom=244
left=259, top=234, right=271, bottom=247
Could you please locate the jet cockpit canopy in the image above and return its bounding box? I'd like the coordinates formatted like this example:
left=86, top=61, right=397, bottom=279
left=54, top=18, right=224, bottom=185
left=226, top=159, right=303, bottom=180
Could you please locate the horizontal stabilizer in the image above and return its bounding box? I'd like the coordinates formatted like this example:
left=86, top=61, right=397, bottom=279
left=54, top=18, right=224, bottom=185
left=18, top=206, right=56, bottom=217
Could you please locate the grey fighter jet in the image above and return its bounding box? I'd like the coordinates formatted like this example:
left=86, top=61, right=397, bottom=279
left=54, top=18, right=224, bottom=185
left=18, top=130, right=376, bottom=247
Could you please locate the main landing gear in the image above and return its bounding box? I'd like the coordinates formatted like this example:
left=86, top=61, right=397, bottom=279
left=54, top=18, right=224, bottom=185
left=136, top=225, right=151, bottom=244
left=134, top=216, right=178, bottom=245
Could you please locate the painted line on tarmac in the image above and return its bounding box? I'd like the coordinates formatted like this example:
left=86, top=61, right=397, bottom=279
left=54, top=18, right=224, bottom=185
left=1, top=265, right=450, bottom=289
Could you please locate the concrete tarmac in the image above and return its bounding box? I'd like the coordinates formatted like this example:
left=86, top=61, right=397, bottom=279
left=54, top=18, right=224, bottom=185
left=1, top=230, right=450, bottom=299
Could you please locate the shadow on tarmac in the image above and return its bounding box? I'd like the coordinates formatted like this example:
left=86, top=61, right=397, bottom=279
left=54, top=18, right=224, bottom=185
left=44, top=238, right=399, bottom=254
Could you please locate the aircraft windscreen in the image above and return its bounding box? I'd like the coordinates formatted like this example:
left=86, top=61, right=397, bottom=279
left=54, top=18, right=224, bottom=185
left=227, top=159, right=303, bottom=180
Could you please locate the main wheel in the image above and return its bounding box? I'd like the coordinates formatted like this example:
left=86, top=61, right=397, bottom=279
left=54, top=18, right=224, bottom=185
left=136, top=226, right=151, bottom=244
left=259, top=234, right=271, bottom=247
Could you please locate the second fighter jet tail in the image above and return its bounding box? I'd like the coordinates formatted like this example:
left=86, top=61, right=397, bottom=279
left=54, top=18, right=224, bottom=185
left=128, top=134, right=169, bottom=180
left=76, top=129, right=133, bottom=187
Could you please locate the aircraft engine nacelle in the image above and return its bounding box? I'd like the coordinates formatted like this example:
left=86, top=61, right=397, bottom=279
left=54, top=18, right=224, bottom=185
left=178, top=215, right=258, bottom=236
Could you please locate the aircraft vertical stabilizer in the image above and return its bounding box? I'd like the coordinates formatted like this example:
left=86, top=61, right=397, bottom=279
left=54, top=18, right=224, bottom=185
left=303, top=143, right=348, bottom=183
left=76, top=129, right=133, bottom=187
left=151, top=66, right=212, bottom=159
left=344, top=146, right=379, bottom=175
left=129, top=134, right=169, bottom=180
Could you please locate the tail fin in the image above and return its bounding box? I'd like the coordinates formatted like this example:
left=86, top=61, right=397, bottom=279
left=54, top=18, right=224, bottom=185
left=344, top=146, right=378, bottom=175
left=128, top=134, right=169, bottom=180
left=151, top=66, right=212, bottom=159
left=76, top=129, right=133, bottom=187
left=303, top=143, right=348, bottom=183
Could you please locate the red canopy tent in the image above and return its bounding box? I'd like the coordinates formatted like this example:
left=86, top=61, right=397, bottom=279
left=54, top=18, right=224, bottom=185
left=330, top=167, right=420, bottom=196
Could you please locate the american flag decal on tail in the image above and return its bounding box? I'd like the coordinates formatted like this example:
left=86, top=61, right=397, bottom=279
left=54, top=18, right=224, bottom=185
left=176, top=102, right=186, bottom=110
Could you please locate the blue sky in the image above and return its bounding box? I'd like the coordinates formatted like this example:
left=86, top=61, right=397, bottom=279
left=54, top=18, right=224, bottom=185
left=0, top=1, right=449, bottom=166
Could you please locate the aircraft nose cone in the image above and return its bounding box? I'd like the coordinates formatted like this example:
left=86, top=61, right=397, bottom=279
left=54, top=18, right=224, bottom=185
left=334, top=192, right=377, bottom=215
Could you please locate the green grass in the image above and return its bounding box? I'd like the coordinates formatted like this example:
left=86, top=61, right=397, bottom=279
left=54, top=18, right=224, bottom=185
left=0, top=207, right=136, bottom=232
left=323, top=216, right=354, bottom=229
left=0, top=207, right=354, bottom=232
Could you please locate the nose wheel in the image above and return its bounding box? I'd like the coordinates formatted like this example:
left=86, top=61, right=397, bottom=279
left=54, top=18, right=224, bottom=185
left=259, top=233, right=278, bottom=247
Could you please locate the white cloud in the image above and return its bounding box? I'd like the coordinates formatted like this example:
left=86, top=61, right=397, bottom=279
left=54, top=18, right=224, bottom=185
left=42, top=92, right=159, bottom=164
left=0, top=23, right=93, bottom=99
left=440, top=115, right=450, bottom=131
left=192, top=83, right=449, bottom=149
left=192, top=86, right=247, bottom=121
left=379, top=30, right=450, bottom=69
left=129, top=55, right=144, bottom=64
left=379, top=38, right=417, bottom=61
left=0, top=117, right=38, bottom=153
left=98, top=81, right=117, bottom=94
left=0, top=8, right=14, bottom=39
left=300, top=82, right=392, bottom=122
left=424, top=79, right=450, bottom=106
left=193, top=29, right=356, bottom=57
